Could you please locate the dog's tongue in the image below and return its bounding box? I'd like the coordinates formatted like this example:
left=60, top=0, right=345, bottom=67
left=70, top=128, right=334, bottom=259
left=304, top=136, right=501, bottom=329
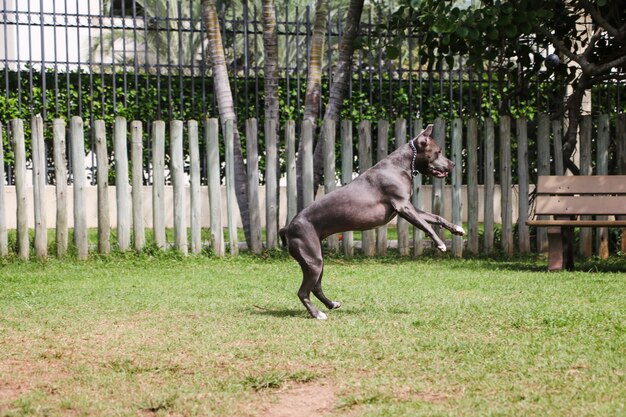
left=434, top=169, right=448, bottom=178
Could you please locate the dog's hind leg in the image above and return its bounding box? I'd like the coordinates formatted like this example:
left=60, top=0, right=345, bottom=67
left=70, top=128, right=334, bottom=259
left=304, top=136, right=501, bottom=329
left=288, top=233, right=328, bottom=320
left=313, top=267, right=341, bottom=310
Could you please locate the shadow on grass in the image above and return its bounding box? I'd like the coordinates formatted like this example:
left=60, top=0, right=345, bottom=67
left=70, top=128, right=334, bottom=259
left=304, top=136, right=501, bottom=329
left=250, top=306, right=307, bottom=318
left=476, top=257, right=626, bottom=273
left=249, top=304, right=367, bottom=319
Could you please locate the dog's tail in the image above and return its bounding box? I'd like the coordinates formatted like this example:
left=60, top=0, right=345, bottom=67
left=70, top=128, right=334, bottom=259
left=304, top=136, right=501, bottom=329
left=278, top=227, right=288, bottom=248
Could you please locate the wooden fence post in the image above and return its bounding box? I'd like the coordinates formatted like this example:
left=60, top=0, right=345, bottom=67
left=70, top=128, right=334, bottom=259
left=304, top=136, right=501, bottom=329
left=396, top=119, right=410, bottom=256
left=11, top=119, right=28, bottom=260
left=246, top=118, right=262, bottom=254
left=432, top=118, right=446, bottom=241
left=597, top=114, right=610, bottom=259
left=170, top=120, right=187, bottom=255
left=94, top=120, right=110, bottom=255
left=265, top=118, right=278, bottom=250
left=71, top=116, right=88, bottom=260
left=358, top=120, right=375, bottom=256
left=516, top=117, right=531, bottom=254
left=323, top=119, right=339, bottom=251
left=536, top=113, right=551, bottom=252
left=579, top=115, right=593, bottom=257
left=224, top=119, right=238, bottom=255
left=31, top=115, right=47, bottom=259
left=341, top=120, right=354, bottom=257
left=206, top=118, right=224, bottom=256
left=451, top=117, right=463, bottom=258
left=131, top=121, right=145, bottom=251
left=0, top=123, right=7, bottom=257
left=499, top=115, right=513, bottom=254
left=412, top=119, right=424, bottom=257
left=483, top=117, right=495, bottom=254
left=302, top=120, right=314, bottom=208
left=189, top=120, right=202, bottom=254
left=152, top=120, right=166, bottom=249
left=53, top=119, right=69, bottom=257
left=114, top=116, right=130, bottom=251
left=285, top=120, right=297, bottom=225
left=466, top=118, right=479, bottom=254
left=376, top=120, right=389, bottom=255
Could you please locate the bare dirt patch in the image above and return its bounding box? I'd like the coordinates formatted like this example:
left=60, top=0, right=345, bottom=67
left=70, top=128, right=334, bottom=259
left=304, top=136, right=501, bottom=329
left=0, top=358, right=69, bottom=405
left=256, top=381, right=337, bottom=417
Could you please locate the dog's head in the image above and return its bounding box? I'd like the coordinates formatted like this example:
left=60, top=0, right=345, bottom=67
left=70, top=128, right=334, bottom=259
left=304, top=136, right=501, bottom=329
left=411, top=125, right=454, bottom=178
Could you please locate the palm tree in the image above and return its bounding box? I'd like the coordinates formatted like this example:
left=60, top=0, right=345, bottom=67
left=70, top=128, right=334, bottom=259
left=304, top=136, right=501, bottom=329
left=202, top=0, right=252, bottom=246
left=297, top=0, right=328, bottom=211
left=261, top=0, right=281, bottom=236
left=262, top=0, right=279, bottom=122
left=303, top=0, right=328, bottom=124
left=311, top=0, right=364, bottom=193
left=91, top=0, right=205, bottom=67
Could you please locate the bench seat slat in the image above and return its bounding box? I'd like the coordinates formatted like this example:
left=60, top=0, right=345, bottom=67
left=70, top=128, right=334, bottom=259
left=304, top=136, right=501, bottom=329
left=537, top=175, right=626, bottom=194
left=535, top=196, right=626, bottom=216
left=526, top=220, right=626, bottom=227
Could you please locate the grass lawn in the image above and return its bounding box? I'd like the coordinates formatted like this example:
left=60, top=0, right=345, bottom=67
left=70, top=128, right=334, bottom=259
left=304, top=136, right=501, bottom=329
left=0, top=252, right=625, bottom=416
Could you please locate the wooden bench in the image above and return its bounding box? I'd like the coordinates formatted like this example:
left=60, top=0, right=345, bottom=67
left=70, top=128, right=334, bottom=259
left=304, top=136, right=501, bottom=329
left=526, top=175, right=626, bottom=271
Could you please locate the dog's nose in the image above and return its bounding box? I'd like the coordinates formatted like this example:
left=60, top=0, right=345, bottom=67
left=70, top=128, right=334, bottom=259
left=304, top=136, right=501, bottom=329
left=450, top=161, right=456, bottom=169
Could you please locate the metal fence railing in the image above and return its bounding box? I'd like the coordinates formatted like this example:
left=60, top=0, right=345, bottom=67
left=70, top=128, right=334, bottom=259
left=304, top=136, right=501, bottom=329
left=2, top=1, right=624, bottom=123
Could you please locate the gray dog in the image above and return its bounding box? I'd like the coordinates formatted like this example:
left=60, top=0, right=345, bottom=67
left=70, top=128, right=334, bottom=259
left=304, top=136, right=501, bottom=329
left=279, top=125, right=465, bottom=319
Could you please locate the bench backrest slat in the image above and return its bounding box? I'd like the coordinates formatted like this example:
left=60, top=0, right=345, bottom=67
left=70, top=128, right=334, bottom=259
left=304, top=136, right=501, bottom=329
left=537, top=175, right=626, bottom=194
left=535, top=196, right=626, bottom=215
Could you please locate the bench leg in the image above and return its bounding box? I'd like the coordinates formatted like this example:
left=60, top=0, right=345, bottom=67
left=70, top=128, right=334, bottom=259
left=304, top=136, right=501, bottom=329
left=547, top=226, right=564, bottom=271
left=564, top=226, right=575, bottom=271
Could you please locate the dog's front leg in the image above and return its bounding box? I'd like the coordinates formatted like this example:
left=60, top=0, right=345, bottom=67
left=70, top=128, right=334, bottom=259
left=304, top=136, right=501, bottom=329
left=415, top=209, right=465, bottom=236
left=394, top=202, right=448, bottom=252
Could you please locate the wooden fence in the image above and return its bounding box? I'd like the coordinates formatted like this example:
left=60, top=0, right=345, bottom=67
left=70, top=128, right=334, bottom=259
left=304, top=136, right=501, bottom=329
left=0, top=113, right=625, bottom=260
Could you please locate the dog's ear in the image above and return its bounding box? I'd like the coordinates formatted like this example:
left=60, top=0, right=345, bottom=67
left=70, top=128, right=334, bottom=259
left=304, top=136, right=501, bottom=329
left=421, top=124, right=433, bottom=137
left=415, top=124, right=433, bottom=148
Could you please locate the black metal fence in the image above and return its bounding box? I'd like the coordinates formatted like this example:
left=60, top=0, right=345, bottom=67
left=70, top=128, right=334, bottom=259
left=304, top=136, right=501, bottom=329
left=2, top=0, right=624, bottom=123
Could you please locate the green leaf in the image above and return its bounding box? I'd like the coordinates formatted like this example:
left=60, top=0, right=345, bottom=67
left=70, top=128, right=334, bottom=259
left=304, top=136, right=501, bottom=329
left=386, top=45, right=400, bottom=60
left=505, top=26, right=517, bottom=38
left=456, top=26, right=469, bottom=38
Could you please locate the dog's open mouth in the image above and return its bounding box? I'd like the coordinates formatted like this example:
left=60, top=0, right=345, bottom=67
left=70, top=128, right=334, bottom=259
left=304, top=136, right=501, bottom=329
left=430, top=167, right=449, bottom=178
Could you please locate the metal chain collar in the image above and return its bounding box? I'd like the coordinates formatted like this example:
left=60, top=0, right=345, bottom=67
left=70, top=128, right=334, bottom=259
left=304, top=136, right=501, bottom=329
left=409, top=139, right=421, bottom=177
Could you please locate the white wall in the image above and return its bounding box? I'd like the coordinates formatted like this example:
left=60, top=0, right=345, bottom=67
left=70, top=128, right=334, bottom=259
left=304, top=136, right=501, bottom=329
left=0, top=0, right=102, bottom=69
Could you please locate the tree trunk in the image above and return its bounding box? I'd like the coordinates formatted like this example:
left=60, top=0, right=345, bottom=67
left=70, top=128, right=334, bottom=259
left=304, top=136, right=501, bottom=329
left=262, top=0, right=280, bottom=232
left=562, top=77, right=588, bottom=175
left=311, top=0, right=364, bottom=194
left=262, top=0, right=279, bottom=123
left=202, top=0, right=251, bottom=246
left=297, top=0, right=328, bottom=211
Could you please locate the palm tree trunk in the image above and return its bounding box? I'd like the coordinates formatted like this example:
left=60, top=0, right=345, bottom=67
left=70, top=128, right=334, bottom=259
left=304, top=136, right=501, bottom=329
left=311, top=0, right=364, bottom=195
left=202, top=0, right=251, bottom=247
left=262, top=0, right=279, bottom=122
left=262, top=0, right=280, bottom=232
left=297, top=0, right=328, bottom=211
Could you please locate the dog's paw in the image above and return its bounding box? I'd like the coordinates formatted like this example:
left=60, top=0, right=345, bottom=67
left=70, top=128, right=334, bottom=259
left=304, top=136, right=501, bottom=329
left=452, top=225, right=465, bottom=236
left=315, top=311, right=328, bottom=320
left=437, top=243, right=447, bottom=252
